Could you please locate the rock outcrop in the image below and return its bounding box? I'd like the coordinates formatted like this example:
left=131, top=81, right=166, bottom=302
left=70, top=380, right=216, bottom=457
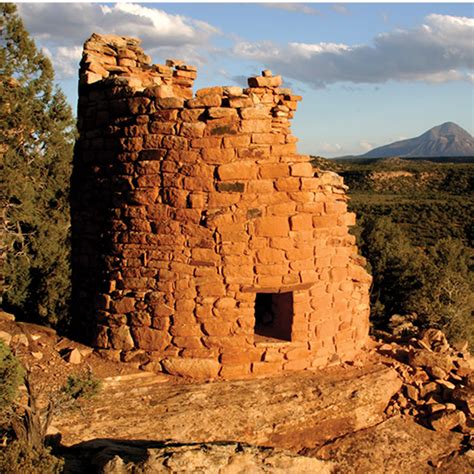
left=314, top=416, right=471, bottom=473
left=381, top=329, right=473, bottom=436
left=87, top=441, right=335, bottom=474
left=54, top=363, right=401, bottom=449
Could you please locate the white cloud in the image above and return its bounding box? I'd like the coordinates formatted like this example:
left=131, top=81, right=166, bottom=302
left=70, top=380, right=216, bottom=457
left=233, top=14, right=474, bottom=88
left=289, top=42, right=350, bottom=57
left=321, top=143, right=343, bottom=153
left=359, top=140, right=374, bottom=152
left=264, top=4, right=321, bottom=16
left=18, top=3, right=220, bottom=78
left=414, top=69, right=466, bottom=83
left=332, top=5, right=350, bottom=16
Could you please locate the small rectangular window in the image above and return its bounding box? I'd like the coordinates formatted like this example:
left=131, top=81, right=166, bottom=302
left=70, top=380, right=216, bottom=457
left=254, top=292, right=293, bottom=342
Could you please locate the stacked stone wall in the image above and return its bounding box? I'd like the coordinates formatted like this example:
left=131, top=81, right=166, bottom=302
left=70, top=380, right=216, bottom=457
left=71, top=33, right=372, bottom=379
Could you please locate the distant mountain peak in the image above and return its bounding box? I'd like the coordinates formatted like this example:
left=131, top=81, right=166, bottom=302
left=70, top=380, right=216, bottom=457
left=361, top=122, right=474, bottom=158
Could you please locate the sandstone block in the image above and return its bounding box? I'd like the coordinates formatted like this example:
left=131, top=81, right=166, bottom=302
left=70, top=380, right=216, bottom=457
left=255, top=217, right=290, bottom=237
left=252, top=132, right=284, bottom=145
left=207, top=193, right=241, bottom=209
left=256, top=248, right=285, bottom=264
left=285, top=347, right=311, bottom=361
left=208, top=107, right=238, bottom=119
left=241, top=119, right=272, bottom=133
left=290, top=214, right=313, bottom=231
left=248, top=76, right=282, bottom=88
left=156, top=97, right=184, bottom=109
left=162, top=357, right=220, bottom=379
left=240, top=106, right=271, bottom=119
left=252, top=361, right=283, bottom=376
left=131, top=327, right=171, bottom=351
left=187, top=94, right=221, bottom=108
left=228, top=96, right=253, bottom=108
left=313, top=215, right=337, bottom=228
left=172, top=336, right=204, bottom=350
left=274, top=178, right=300, bottom=192
left=260, top=163, right=289, bottom=179
left=223, top=135, right=251, bottom=148
left=111, top=297, right=136, bottom=314
left=191, top=137, right=222, bottom=148
left=223, top=86, right=243, bottom=96
left=196, top=86, right=223, bottom=97
left=64, top=348, right=82, bottom=365
left=180, top=122, right=206, bottom=138
left=109, top=325, right=135, bottom=350
left=339, top=212, right=356, bottom=227
left=247, top=179, right=274, bottom=193
left=430, top=410, right=466, bottom=431
left=272, top=143, right=297, bottom=155
left=93, top=325, right=109, bottom=349
left=203, top=321, right=233, bottom=337
left=219, top=364, right=251, bottom=379
left=126, top=98, right=151, bottom=117
left=217, top=162, right=258, bottom=180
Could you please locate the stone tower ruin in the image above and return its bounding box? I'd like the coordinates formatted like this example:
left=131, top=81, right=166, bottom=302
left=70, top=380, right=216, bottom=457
left=71, top=33, right=372, bottom=379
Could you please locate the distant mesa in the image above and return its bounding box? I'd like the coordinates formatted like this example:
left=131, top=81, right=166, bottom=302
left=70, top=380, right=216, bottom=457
left=361, top=122, right=474, bottom=158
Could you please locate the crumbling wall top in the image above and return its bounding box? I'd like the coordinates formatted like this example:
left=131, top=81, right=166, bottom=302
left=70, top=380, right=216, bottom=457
left=79, top=33, right=302, bottom=108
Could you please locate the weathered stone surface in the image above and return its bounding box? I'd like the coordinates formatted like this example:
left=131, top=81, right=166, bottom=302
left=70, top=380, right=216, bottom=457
left=314, top=416, right=464, bottom=474
left=408, top=349, right=454, bottom=374
left=0, top=311, right=15, bottom=322
left=430, top=410, right=466, bottom=431
left=109, top=326, right=134, bottom=350
left=65, top=348, right=82, bottom=364
left=0, top=330, right=12, bottom=345
left=162, top=357, right=220, bottom=379
left=420, top=328, right=450, bottom=353
left=69, top=440, right=334, bottom=474
left=55, top=364, right=401, bottom=449
left=452, top=386, right=474, bottom=415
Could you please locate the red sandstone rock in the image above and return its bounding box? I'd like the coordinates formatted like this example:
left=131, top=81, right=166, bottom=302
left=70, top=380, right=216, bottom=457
left=162, top=357, right=220, bottom=379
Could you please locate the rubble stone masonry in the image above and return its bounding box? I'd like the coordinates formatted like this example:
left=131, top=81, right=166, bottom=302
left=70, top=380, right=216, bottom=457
left=71, top=33, right=372, bottom=379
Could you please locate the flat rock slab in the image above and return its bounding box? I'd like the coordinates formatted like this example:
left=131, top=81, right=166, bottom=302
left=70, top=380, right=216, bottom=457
left=55, top=363, right=401, bottom=451
left=64, top=440, right=335, bottom=474
left=314, top=416, right=467, bottom=474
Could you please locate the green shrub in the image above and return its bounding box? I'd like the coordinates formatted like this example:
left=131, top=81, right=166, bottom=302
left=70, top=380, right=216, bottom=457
left=0, top=440, right=63, bottom=474
left=0, top=341, right=24, bottom=414
left=358, top=214, right=473, bottom=346
left=61, top=371, right=101, bottom=401
left=410, top=238, right=474, bottom=347
left=358, top=216, right=426, bottom=328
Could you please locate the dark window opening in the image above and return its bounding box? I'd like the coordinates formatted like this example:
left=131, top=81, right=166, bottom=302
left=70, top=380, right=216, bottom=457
left=254, top=292, right=293, bottom=342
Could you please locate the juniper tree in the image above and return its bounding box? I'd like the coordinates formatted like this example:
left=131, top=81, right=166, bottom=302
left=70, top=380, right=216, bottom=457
left=1, top=3, right=75, bottom=328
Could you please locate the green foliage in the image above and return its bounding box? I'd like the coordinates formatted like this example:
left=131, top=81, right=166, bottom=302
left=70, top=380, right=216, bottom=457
left=61, top=371, right=101, bottom=401
left=0, top=440, right=63, bottom=474
left=0, top=340, right=24, bottom=414
left=412, top=239, right=474, bottom=346
left=358, top=216, right=426, bottom=327
left=1, top=4, right=75, bottom=329
left=355, top=214, right=473, bottom=346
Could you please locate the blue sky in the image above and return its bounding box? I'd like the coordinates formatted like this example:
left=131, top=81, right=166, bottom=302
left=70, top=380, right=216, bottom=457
left=18, top=2, right=474, bottom=157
